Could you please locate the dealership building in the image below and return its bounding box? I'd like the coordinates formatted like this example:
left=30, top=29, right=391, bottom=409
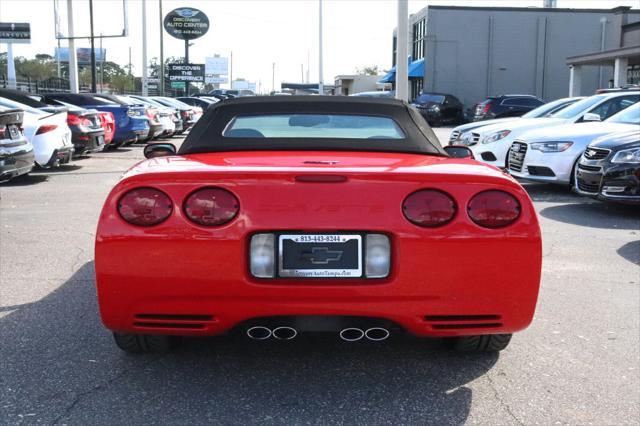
left=384, top=5, right=640, bottom=107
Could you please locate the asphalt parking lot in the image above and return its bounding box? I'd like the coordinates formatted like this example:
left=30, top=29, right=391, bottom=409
left=1, top=129, right=638, bottom=425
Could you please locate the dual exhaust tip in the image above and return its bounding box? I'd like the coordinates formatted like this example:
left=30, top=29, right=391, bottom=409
left=247, top=326, right=297, bottom=340
left=246, top=326, right=390, bottom=342
left=339, top=327, right=390, bottom=342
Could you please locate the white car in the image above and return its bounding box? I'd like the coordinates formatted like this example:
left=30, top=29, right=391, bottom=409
left=449, top=96, right=584, bottom=145
left=0, top=97, right=74, bottom=168
left=507, top=102, right=640, bottom=185
left=465, top=92, right=640, bottom=168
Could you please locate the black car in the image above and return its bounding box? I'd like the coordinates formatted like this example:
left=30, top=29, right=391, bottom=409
left=472, top=95, right=544, bottom=121
left=575, top=130, right=640, bottom=205
left=411, top=93, right=463, bottom=127
left=0, top=108, right=34, bottom=182
left=177, top=97, right=217, bottom=110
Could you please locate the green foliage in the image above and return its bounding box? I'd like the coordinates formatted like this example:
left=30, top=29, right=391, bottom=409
left=355, top=65, right=381, bottom=76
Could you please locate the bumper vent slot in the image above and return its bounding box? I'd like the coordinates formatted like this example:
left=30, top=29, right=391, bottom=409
left=133, top=313, right=215, bottom=330
left=133, top=322, right=206, bottom=330
left=432, top=323, right=502, bottom=330
left=135, top=314, right=214, bottom=321
left=424, top=314, right=503, bottom=330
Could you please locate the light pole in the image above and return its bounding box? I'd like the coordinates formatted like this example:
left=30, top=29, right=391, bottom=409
left=395, top=0, right=409, bottom=101
left=159, top=0, right=164, bottom=95
left=142, top=0, right=148, bottom=95
left=272, top=62, right=275, bottom=94
left=318, top=0, right=324, bottom=95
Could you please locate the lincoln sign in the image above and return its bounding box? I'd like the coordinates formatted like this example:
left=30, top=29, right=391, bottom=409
left=163, top=8, right=209, bottom=40
left=168, top=64, right=205, bottom=83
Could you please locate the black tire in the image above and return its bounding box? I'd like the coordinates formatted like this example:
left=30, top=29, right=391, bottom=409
left=113, top=333, right=178, bottom=354
left=453, top=334, right=512, bottom=352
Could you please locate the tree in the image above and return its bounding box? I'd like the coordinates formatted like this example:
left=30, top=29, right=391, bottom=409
left=355, top=65, right=381, bottom=76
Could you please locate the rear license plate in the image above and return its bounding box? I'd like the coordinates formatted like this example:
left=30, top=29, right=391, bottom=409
left=8, top=125, right=20, bottom=140
left=278, top=234, right=362, bottom=278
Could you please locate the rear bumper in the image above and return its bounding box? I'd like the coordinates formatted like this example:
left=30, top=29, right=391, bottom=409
left=43, top=146, right=74, bottom=167
left=72, top=131, right=105, bottom=154
left=97, top=233, right=541, bottom=338
left=0, top=146, right=35, bottom=181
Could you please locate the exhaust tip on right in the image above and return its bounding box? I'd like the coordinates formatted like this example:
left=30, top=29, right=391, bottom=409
left=365, top=327, right=390, bottom=341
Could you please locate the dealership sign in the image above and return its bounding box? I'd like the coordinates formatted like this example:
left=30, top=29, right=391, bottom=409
left=0, top=22, right=31, bottom=44
left=163, top=8, right=209, bottom=40
left=168, top=64, right=205, bottom=82
left=55, top=47, right=107, bottom=63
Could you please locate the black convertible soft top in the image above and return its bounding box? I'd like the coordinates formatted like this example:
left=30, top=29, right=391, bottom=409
left=179, top=96, right=446, bottom=156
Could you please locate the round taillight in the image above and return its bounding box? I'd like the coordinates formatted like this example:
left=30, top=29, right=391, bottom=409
left=118, top=187, right=173, bottom=226
left=403, top=189, right=457, bottom=227
left=183, top=187, right=239, bottom=226
left=468, top=190, right=521, bottom=228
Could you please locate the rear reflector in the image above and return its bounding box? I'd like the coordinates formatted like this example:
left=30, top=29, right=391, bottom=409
left=295, top=175, right=347, bottom=183
left=402, top=189, right=457, bottom=227
left=118, top=187, right=173, bottom=226
left=183, top=187, right=239, bottom=226
left=467, top=190, right=520, bottom=228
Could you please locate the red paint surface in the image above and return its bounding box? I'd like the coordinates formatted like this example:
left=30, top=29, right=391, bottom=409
left=95, top=151, right=542, bottom=337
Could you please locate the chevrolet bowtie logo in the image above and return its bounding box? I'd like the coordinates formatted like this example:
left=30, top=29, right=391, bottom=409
left=300, top=247, right=343, bottom=265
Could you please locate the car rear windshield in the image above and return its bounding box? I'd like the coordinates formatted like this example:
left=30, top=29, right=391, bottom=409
left=222, top=114, right=406, bottom=139
left=416, top=94, right=445, bottom=104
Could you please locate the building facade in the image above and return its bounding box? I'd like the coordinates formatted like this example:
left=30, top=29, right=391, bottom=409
left=420, top=5, right=640, bottom=108
left=567, top=7, right=640, bottom=94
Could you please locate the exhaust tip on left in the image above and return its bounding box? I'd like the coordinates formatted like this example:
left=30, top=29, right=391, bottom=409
left=246, top=326, right=272, bottom=340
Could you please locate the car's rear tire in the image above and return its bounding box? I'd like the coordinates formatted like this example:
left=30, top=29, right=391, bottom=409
left=113, top=333, right=178, bottom=354
left=453, top=334, right=512, bottom=352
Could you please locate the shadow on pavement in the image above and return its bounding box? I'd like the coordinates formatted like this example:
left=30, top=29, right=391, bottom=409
left=0, top=174, right=48, bottom=186
left=32, top=165, right=83, bottom=174
left=617, top=240, right=640, bottom=265
left=522, top=183, right=580, bottom=202
left=0, top=261, right=499, bottom=425
left=538, top=201, right=639, bottom=230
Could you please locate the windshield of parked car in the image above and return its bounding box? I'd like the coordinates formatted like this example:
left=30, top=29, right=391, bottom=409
left=415, top=94, right=445, bottom=104
left=223, top=114, right=406, bottom=139
left=522, top=98, right=580, bottom=118
left=606, top=102, right=640, bottom=125
left=550, top=95, right=607, bottom=119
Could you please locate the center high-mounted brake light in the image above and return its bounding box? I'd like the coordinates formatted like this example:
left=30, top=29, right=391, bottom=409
left=35, top=124, right=58, bottom=135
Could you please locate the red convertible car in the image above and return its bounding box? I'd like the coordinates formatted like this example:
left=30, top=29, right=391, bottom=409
left=95, top=96, right=541, bottom=353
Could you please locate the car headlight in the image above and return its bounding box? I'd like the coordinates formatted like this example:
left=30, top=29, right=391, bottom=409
left=530, top=141, right=573, bottom=152
left=611, top=147, right=640, bottom=164
left=481, top=130, right=511, bottom=144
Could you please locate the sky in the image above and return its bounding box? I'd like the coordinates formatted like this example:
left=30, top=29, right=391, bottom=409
left=0, top=0, right=638, bottom=92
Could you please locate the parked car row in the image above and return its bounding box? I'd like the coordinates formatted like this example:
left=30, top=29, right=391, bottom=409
left=449, top=91, right=640, bottom=205
left=0, top=90, right=208, bottom=183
